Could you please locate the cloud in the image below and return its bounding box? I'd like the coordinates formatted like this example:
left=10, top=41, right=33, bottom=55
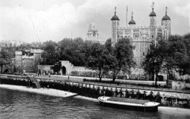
left=0, top=0, right=189, bottom=43
left=0, top=2, right=78, bottom=43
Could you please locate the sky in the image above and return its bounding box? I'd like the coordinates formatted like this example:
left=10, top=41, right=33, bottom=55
left=0, top=0, right=190, bottom=43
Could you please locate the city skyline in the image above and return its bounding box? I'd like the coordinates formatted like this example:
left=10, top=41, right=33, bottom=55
left=0, top=0, right=190, bottom=43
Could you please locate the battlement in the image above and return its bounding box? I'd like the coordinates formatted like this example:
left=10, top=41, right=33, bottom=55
left=118, top=26, right=158, bottom=30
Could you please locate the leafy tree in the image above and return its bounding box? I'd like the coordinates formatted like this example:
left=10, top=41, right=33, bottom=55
left=41, top=41, right=59, bottom=65
left=86, top=42, right=109, bottom=81
left=142, top=40, right=166, bottom=86
left=165, top=35, right=188, bottom=75
left=81, top=40, right=94, bottom=63
left=105, top=38, right=112, bottom=53
left=52, top=61, right=61, bottom=74
left=58, top=38, right=86, bottom=66
left=143, top=35, right=190, bottom=85
left=182, top=34, right=190, bottom=74
left=0, top=49, right=12, bottom=73
left=109, top=38, right=135, bottom=82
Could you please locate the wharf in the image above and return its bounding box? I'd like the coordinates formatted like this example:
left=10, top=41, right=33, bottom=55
left=0, top=74, right=190, bottom=108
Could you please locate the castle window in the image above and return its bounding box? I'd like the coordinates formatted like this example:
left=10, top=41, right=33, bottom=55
left=133, top=33, right=139, bottom=38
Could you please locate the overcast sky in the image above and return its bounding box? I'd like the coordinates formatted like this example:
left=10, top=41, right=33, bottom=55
left=0, top=0, right=190, bottom=43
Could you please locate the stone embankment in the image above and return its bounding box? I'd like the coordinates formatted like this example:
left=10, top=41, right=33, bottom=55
left=0, top=74, right=190, bottom=108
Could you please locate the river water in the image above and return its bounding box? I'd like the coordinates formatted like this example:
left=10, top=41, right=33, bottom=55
left=0, top=86, right=190, bottom=119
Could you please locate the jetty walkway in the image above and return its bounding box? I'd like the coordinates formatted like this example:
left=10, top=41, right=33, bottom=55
left=0, top=74, right=190, bottom=108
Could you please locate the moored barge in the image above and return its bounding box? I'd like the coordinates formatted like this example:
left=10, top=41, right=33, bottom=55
left=98, top=96, right=160, bottom=112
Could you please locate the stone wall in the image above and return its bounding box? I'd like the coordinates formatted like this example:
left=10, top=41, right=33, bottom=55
left=38, top=65, right=53, bottom=74
left=60, top=60, right=95, bottom=75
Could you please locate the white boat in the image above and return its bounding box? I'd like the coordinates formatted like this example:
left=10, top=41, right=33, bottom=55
left=98, top=96, right=160, bottom=112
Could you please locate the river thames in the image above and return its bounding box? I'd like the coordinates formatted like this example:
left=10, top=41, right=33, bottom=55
left=0, top=87, right=190, bottom=119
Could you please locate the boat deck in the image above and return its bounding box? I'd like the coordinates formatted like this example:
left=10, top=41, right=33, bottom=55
left=108, top=97, right=149, bottom=105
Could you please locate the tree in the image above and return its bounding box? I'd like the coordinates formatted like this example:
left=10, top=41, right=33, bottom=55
left=182, top=34, right=190, bottom=74
left=142, top=40, right=166, bottom=86
left=108, top=38, right=135, bottom=82
left=58, top=38, right=86, bottom=66
left=143, top=35, right=190, bottom=85
left=81, top=40, right=94, bottom=63
left=0, top=49, right=12, bottom=73
left=41, top=41, right=59, bottom=65
left=105, top=38, right=112, bottom=53
left=52, top=61, right=61, bottom=74
left=165, top=35, right=188, bottom=75
left=86, top=42, right=109, bottom=81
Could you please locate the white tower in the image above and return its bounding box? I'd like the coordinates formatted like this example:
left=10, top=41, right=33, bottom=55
left=111, top=7, right=120, bottom=45
left=162, top=6, right=171, bottom=40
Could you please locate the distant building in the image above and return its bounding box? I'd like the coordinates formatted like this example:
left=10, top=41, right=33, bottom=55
left=14, top=49, right=43, bottom=73
left=0, top=40, right=23, bottom=51
left=86, top=23, right=99, bottom=42
left=111, top=3, right=171, bottom=67
left=0, top=40, right=23, bottom=48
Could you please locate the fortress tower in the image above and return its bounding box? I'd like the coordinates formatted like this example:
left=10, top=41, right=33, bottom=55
left=149, top=2, right=157, bottom=41
left=111, top=7, right=120, bottom=45
left=161, top=7, right=171, bottom=40
left=110, top=2, right=172, bottom=67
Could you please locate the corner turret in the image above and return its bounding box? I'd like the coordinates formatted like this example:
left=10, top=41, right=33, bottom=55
left=149, top=2, right=157, bottom=40
left=162, top=6, right=171, bottom=40
left=128, top=11, right=136, bottom=25
left=111, top=7, right=120, bottom=44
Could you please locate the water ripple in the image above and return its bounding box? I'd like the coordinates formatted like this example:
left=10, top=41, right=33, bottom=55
left=1, top=88, right=190, bottom=119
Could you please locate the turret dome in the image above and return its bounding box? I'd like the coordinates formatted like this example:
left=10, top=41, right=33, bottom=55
left=162, top=15, right=170, bottom=21
left=129, top=19, right=136, bottom=25
left=162, top=7, right=171, bottom=21
left=149, top=2, right=156, bottom=17
left=149, top=11, right=156, bottom=17
left=128, top=11, right=136, bottom=25
left=111, top=7, right=120, bottom=21
left=111, top=15, right=120, bottom=21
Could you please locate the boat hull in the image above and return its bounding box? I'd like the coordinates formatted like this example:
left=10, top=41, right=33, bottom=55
left=98, top=96, right=159, bottom=112
left=99, top=101, right=158, bottom=112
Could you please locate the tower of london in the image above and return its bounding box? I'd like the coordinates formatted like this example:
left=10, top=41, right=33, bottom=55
left=111, top=3, right=171, bottom=67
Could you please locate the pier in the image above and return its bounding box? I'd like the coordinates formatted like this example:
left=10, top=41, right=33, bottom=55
left=0, top=74, right=190, bottom=108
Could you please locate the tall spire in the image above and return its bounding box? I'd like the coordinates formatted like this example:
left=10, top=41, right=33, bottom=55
left=114, top=6, right=117, bottom=15
left=165, top=6, right=168, bottom=15
left=152, top=2, right=154, bottom=12
left=126, top=6, right=128, bottom=27
left=131, top=11, right=133, bottom=20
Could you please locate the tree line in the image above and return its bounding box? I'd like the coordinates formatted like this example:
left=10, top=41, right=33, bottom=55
left=0, top=33, right=190, bottom=83
left=41, top=34, right=190, bottom=83
left=41, top=37, right=135, bottom=82
left=143, top=34, right=190, bottom=85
